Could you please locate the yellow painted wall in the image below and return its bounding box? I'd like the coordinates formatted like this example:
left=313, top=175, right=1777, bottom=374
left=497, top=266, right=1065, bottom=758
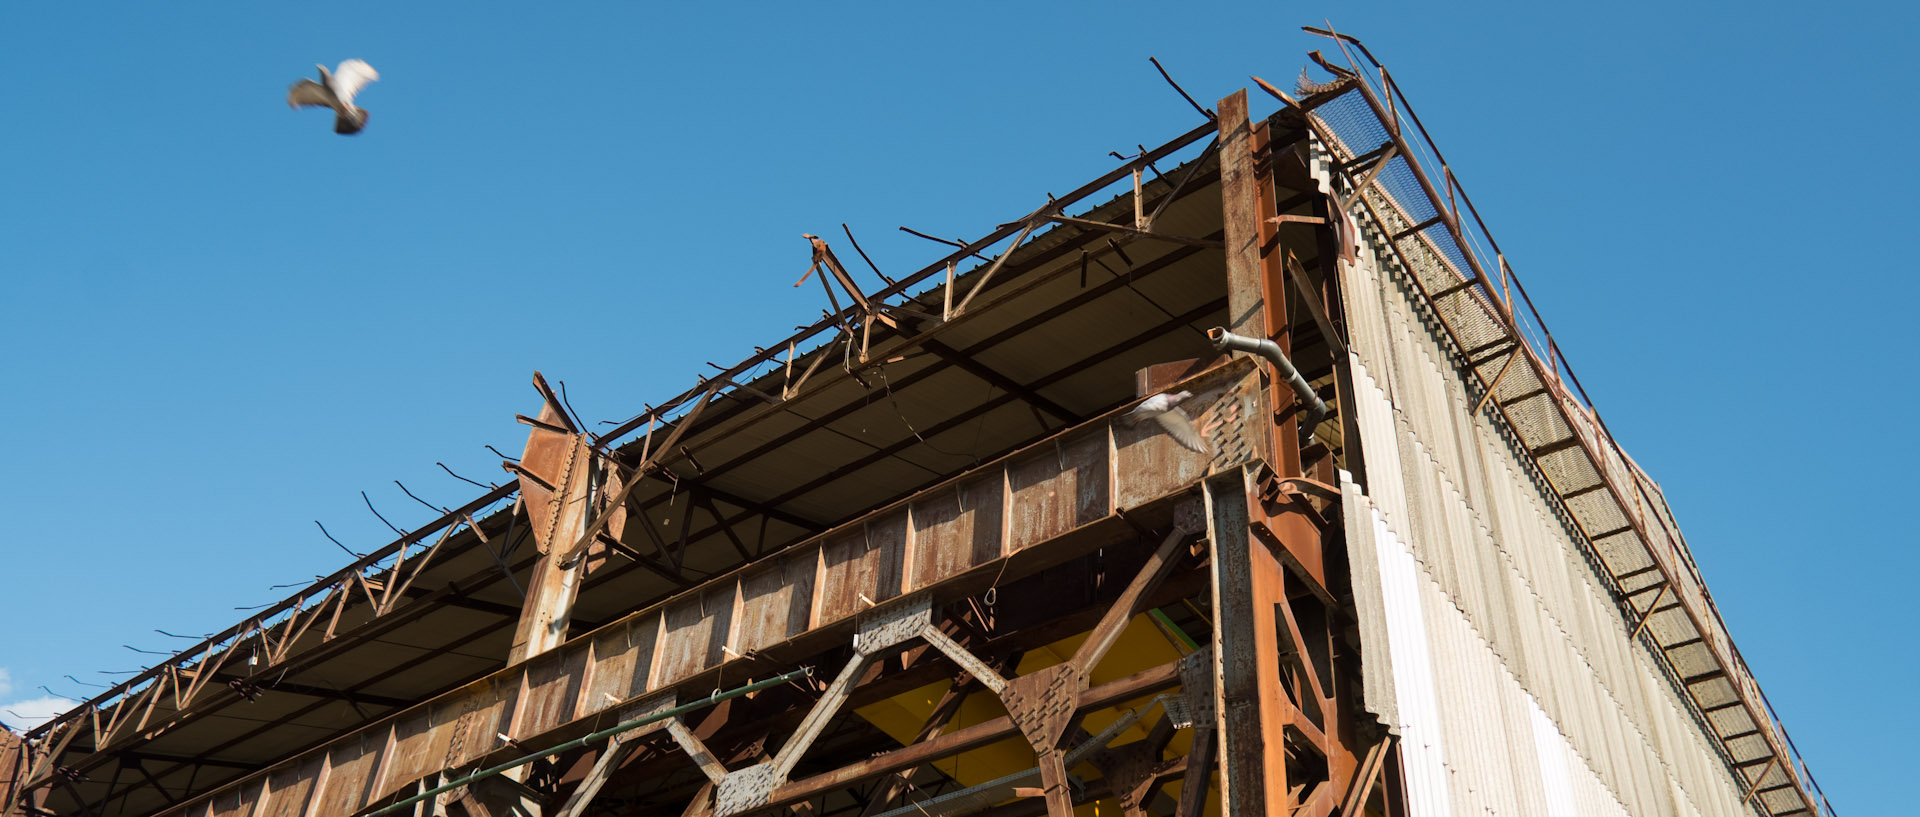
left=852, top=614, right=1219, bottom=817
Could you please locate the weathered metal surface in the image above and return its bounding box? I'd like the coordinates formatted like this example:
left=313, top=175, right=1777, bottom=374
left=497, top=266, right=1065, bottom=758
left=1001, top=666, right=1084, bottom=754
left=1204, top=469, right=1271, bottom=817
left=1219, top=89, right=1264, bottom=343
left=0, top=731, right=22, bottom=817
left=511, top=647, right=589, bottom=738
left=146, top=360, right=1256, bottom=817
left=734, top=555, right=818, bottom=656
left=508, top=373, right=596, bottom=665
left=758, top=663, right=1182, bottom=816
left=818, top=524, right=907, bottom=624
left=580, top=619, right=658, bottom=718
left=852, top=596, right=933, bottom=656
left=1005, top=432, right=1108, bottom=553
left=909, top=474, right=1005, bottom=588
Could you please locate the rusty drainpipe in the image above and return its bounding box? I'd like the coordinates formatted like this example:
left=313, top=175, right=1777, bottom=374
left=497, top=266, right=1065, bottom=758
left=1208, top=327, right=1327, bottom=444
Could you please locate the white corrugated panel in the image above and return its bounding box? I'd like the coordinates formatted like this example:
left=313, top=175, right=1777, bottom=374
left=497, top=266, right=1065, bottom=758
left=1357, top=494, right=1637, bottom=817
left=1336, top=236, right=1755, bottom=816
left=1371, top=506, right=1452, bottom=817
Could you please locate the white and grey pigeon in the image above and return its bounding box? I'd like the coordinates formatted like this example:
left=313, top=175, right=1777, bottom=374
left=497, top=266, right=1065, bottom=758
left=287, top=59, right=380, bottom=135
left=1126, top=391, right=1208, bottom=454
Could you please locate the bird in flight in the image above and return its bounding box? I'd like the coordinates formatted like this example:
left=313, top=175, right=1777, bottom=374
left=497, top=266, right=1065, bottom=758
left=287, top=59, right=380, bottom=135
left=1127, top=391, right=1208, bottom=454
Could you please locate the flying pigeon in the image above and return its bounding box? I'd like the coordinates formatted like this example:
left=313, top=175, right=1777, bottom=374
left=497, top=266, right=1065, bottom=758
left=1126, top=391, right=1208, bottom=454
left=287, top=59, right=380, bottom=135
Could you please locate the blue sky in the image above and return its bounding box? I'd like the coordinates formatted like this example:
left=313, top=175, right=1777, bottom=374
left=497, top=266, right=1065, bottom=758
left=1, top=2, right=1908, bottom=812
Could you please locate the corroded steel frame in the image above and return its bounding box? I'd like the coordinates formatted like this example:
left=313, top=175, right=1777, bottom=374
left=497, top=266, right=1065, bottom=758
left=109, top=357, right=1258, bottom=817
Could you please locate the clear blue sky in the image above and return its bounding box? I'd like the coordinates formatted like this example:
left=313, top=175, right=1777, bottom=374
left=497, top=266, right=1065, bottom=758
left=1, top=2, right=1907, bottom=812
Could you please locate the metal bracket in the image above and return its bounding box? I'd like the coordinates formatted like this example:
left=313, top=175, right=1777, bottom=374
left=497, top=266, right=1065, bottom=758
left=1001, top=665, right=1085, bottom=754
left=714, top=762, right=781, bottom=817
left=1170, top=648, right=1214, bottom=729
left=853, top=594, right=932, bottom=656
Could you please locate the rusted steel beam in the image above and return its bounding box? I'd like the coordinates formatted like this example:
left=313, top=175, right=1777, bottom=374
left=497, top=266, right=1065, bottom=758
left=1205, top=469, right=1275, bottom=817
left=617, top=235, right=1216, bottom=528
left=141, top=360, right=1256, bottom=817
left=583, top=119, right=1220, bottom=450
left=1246, top=112, right=1305, bottom=479
left=1219, top=90, right=1264, bottom=343
left=554, top=736, right=641, bottom=817
left=508, top=373, right=597, bottom=664
left=1174, top=726, right=1215, bottom=817
left=1071, top=522, right=1197, bottom=676
left=853, top=675, right=978, bottom=817
left=952, top=212, right=1048, bottom=317
left=1283, top=252, right=1346, bottom=359
left=753, top=662, right=1181, bottom=815
left=1047, top=215, right=1225, bottom=250
left=75, top=616, right=516, bottom=817
left=24, top=483, right=517, bottom=759
left=691, top=298, right=1233, bottom=516
left=566, top=384, right=719, bottom=567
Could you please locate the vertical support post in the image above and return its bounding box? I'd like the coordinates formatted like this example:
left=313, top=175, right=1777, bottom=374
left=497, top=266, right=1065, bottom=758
left=1133, top=167, right=1146, bottom=230
left=1250, top=120, right=1303, bottom=478
left=1205, top=468, right=1279, bottom=817
left=1218, top=89, right=1265, bottom=343
left=508, top=373, right=596, bottom=665
left=1245, top=523, right=1292, bottom=817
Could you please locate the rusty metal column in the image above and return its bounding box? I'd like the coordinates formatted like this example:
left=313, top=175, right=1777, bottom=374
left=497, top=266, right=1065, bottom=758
left=1211, top=89, right=1287, bottom=817
left=1219, top=89, right=1266, bottom=344
left=505, top=372, right=596, bottom=665
left=1204, top=468, right=1285, bottom=817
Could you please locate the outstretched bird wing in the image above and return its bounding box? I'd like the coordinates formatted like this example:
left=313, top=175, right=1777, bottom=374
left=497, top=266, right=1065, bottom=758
left=287, top=79, right=337, bottom=110
left=1151, top=407, right=1208, bottom=454
left=328, top=59, right=380, bottom=107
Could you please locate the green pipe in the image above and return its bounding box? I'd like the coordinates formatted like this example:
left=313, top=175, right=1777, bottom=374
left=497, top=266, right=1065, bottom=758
left=1149, top=607, right=1200, bottom=652
left=363, top=667, right=812, bottom=817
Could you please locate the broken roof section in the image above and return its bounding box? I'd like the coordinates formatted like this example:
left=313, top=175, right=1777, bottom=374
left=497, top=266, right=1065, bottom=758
left=18, top=102, right=1250, bottom=817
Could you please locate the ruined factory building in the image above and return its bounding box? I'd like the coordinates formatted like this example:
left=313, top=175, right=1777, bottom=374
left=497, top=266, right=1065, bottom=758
left=2, top=33, right=1833, bottom=817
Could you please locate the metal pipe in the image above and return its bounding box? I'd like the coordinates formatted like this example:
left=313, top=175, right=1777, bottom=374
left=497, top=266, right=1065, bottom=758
left=1208, top=328, right=1327, bottom=443
left=361, top=668, right=812, bottom=817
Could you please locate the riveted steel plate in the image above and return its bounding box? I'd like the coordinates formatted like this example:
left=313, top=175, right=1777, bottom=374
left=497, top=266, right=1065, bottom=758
left=714, top=762, right=781, bottom=817
left=853, top=594, right=933, bottom=656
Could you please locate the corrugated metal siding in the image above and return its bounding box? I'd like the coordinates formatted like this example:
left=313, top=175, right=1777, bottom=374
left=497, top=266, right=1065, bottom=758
left=1355, top=489, right=1639, bottom=817
left=1338, top=229, right=1755, bottom=815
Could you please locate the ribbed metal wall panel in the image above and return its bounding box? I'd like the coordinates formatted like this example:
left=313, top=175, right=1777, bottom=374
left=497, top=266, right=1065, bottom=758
left=1354, top=491, right=1636, bottom=817
left=1337, top=231, right=1757, bottom=815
